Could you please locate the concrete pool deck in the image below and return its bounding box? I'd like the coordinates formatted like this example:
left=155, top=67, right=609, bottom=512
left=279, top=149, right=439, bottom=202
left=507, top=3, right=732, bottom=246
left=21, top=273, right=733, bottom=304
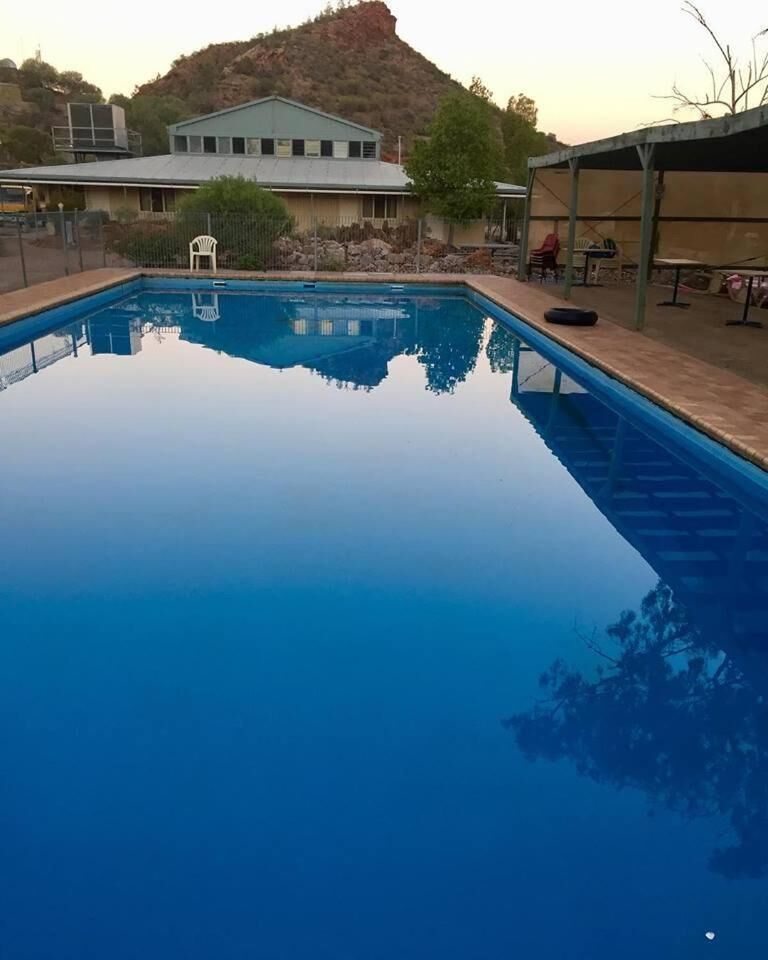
left=2, top=267, right=767, bottom=472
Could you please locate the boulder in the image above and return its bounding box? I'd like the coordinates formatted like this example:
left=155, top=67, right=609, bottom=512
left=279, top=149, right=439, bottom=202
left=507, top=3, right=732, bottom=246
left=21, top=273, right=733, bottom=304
left=360, top=238, right=392, bottom=255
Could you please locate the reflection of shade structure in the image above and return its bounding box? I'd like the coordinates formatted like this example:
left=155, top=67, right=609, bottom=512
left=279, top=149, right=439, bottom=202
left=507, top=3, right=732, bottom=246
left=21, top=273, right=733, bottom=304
left=505, top=331, right=768, bottom=651
left=88, top=311, right=143, bottom=356
left=497, top=324, right=768, bottom=881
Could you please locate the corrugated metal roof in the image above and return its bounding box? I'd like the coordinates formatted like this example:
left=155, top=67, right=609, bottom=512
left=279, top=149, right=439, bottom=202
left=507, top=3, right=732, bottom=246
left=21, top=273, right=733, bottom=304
left=0, top=154, right=525, bottom=195
left=530, top=103, right=768, bottom=172
left=169, top=96, right=382, bottom=138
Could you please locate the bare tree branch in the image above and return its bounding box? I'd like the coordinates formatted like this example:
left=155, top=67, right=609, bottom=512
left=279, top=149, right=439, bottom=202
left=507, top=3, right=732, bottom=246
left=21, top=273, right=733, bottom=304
left=652, top=3, right=768, bottom=120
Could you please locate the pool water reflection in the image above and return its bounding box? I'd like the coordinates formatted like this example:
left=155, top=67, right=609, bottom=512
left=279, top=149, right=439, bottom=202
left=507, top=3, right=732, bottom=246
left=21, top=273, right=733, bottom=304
left=1, top=287, right=767, bottom=959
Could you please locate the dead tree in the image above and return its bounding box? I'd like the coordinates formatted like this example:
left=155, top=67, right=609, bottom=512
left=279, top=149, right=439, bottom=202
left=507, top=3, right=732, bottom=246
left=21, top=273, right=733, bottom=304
left=657, top=2, right=768, bottom=119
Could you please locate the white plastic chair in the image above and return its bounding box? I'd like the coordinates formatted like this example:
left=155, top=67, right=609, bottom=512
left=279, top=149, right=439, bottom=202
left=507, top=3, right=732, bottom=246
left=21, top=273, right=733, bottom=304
left=189, top=235, right=217, bottom=272
left=192, top=292, right=220, bottom=322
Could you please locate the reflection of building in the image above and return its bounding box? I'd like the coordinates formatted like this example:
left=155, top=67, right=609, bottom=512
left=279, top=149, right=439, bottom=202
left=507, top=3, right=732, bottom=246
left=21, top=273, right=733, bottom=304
left=507, top=336, right=768, bottom=655
left=1, top=290, right=486, bottom=399
left=88, top=312, right=143, bottom=356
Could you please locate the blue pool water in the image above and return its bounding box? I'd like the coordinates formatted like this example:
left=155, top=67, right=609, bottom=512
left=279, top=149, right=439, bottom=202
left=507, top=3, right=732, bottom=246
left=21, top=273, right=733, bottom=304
left=1, top=281, right=767, bottom=959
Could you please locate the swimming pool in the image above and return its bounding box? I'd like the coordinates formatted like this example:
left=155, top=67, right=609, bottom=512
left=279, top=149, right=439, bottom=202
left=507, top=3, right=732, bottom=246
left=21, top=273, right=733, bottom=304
left=2, top=279, right=767, bottom=959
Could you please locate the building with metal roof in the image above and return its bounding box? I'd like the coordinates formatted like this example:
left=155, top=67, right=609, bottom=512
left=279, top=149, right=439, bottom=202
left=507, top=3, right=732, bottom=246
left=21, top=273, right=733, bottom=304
left=0, top=96, right=524, bottom=238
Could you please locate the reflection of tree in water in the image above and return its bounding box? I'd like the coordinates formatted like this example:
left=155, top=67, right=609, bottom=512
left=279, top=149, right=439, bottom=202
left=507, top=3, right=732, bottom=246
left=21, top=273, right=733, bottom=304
left=486, top=321, right=519, bottom=374
left=411, top=301, right=485, bottom=394
left=504, top=581, right=768, bottom=879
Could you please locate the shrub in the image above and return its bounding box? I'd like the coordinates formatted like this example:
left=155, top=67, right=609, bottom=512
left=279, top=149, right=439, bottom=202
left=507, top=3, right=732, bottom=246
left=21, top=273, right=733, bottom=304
left=177, top=177, right=292, bottom=268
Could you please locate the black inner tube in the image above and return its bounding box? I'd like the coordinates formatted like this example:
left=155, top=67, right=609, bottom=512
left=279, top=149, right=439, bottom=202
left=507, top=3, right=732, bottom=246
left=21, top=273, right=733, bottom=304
left=544, top=307, right=598, bottom=327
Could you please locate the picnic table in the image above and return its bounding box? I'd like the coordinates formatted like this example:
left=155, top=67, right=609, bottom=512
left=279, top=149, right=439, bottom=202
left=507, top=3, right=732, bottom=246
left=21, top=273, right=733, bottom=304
left=655, top=258, right=705, bottom=308
left=719, top=269, right=768, bottom=328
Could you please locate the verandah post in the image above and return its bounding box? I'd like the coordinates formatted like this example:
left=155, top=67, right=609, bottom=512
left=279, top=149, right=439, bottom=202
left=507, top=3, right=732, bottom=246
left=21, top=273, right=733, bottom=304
left=634, top=143, right=656, bottom=331
left=563, top=158, right=580, bottom=299
left=516, top=167, right=536, bottom=281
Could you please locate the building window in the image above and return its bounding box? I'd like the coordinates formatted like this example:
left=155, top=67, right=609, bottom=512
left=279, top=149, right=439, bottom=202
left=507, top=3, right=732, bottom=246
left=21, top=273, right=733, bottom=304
left=140, top=187, right=167, bottom=213
left=188, top=135, right=202, bottom=153
left=348, top=141, right=362, bottom=158
left=246, top=138, right=261, bottom=156
left=173, top=135, right=187, bottom=153
left=362, top=195, right=399, bottom=220
left=321, top=140, right=333, bottom=158
left=217, top=136, right=231, bottom=154
left=292, top=139, right=305, bottom=157
left=232, top=137, right=245, bottom=155
left=362, top=141, right=377, bottom=159
left=261, top=138, right=275, bottom=155
left=203, top=136, right=216, bottom=154
left=333, top=141, right=349, bottom=159
left=276, top=139, right=292, bottom=157
left=305, top=139, right=321, bottom=157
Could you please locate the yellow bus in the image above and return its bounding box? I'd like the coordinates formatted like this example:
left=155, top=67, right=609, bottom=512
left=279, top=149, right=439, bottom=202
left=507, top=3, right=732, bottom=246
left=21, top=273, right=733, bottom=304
left=0, top=185, right=33, bottom=214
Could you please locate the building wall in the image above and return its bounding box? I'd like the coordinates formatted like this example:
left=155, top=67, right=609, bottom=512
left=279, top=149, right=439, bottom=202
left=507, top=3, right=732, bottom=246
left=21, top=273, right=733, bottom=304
left=83, top=185, right=143, bottom=215
left=81, top=187, right=418, bottom=227
left=425, top=216, right=486, bottom=245
left=529, top=168, right=768, bottom=267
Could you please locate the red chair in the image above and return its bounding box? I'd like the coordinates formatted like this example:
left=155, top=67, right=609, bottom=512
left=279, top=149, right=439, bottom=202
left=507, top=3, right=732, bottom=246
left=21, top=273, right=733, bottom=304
left=528, top=233, right=560, bottom=281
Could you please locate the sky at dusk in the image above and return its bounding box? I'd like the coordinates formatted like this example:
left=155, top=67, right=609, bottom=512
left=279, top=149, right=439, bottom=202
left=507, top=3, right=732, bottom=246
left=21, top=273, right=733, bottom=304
left=3, top=0, right=767, bottom=145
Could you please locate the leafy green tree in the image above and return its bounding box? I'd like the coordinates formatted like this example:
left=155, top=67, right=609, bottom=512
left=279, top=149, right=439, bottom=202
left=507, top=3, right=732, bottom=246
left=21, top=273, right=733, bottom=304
left=501, top=94, right=552, bottom=186
left=17, top=59, right=102, bottom=102
left=506, top=93, right=538, bottom=126
left=178, top=175, right=290, bottom=218
left=17, top=58, right=59, bottom=92
left=0, top=125, right=54, bottom=165
left=109, top=93, right=189, bottom=155
left=469, top=75, right=494, bottom=103
left=57, top=70, right=102, bottom=102
left=405, top=93, right=502, bottom=242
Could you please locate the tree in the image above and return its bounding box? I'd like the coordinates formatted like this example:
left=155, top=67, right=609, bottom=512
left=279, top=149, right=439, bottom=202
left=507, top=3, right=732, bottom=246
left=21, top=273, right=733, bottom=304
left=658, top=2, right=768, bottom=118
left=57, top=70, right=102, bottom=102
left=506, top=93, right=537, bottom=126
left=469, top=75, right=494, bottom=103
left=109, top=93, right=189, bottom=155
left=178, top=176, right=290, bottom=218
left=405, top=93, right=501, bottom=241
left=0, top=125, right=54, bottom=165
left=501, top=95, right=552, bottom=186
left=16, top=59, right=102, bottom=102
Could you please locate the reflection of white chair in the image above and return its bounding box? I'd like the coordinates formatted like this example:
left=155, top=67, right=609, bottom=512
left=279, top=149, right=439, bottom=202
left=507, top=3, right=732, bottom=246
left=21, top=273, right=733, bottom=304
left=189, top=235, right=217, bottom=272
left=192, top=292, right=220, bottom=322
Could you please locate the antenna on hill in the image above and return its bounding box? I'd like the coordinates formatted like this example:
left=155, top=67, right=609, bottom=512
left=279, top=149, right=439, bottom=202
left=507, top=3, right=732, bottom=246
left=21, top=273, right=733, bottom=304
left=35, top=45, right=41, bottom=62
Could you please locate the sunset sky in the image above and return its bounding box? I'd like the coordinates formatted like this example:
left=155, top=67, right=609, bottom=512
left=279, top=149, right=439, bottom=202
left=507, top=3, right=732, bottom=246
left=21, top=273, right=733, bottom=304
left=3, top=0, right=766, bottom=145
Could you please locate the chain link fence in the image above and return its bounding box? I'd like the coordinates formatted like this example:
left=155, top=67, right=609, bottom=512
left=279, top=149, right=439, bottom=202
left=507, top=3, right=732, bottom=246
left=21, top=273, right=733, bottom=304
left=0, top=210, right=521, bottom=293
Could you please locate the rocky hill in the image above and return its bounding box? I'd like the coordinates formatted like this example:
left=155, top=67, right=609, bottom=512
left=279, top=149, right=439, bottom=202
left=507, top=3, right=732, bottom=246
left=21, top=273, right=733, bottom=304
left=137, top=2, right=471, bottom=158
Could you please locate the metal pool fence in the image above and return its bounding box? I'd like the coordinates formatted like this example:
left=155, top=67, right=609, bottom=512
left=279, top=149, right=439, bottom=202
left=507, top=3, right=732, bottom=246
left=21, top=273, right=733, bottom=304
left=0, top=210, right=521, bottom=293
